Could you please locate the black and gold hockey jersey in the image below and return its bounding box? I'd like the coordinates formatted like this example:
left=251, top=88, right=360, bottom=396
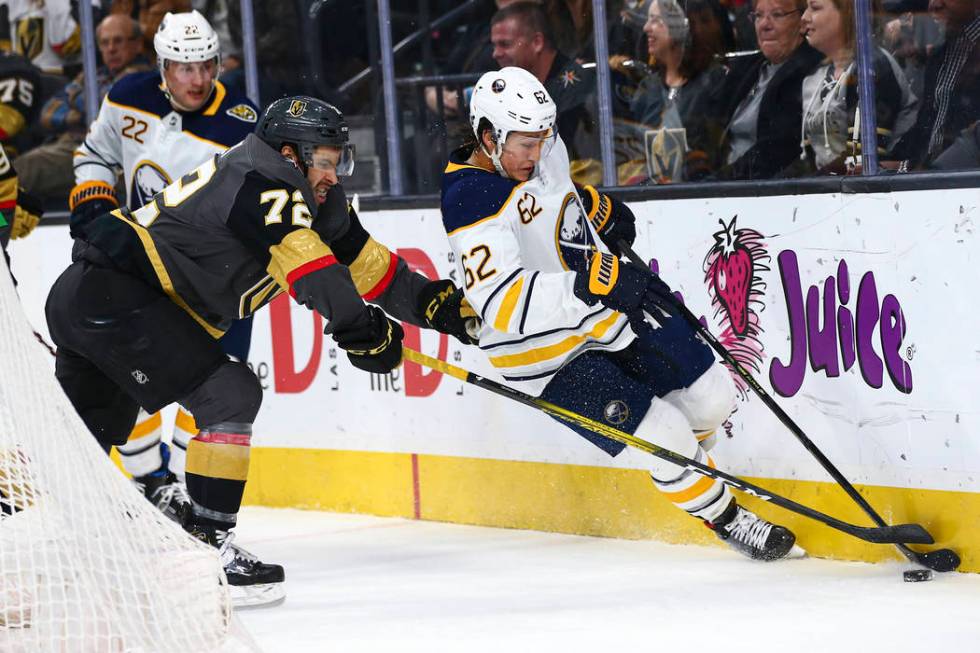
left=72, top=133, right=429, bottom=338
left=0, top=51, right=39, bottom=154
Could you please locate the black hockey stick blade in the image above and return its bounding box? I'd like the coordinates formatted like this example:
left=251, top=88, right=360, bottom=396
left=854, top=523, right=933, bottom=545
left=901, top=544, right=960, bottom=572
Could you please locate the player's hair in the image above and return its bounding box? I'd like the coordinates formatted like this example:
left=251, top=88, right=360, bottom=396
left=491, top=1, right=555, bottom=51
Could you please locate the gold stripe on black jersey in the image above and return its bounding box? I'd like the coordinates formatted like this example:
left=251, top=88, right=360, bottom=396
left=239, top=274, right=282, bottom=318
left=0, top=176, right=17, bottom=209
left=110, top=210, right=226, bottom=339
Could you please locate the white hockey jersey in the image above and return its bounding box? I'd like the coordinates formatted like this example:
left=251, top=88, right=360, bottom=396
left=1, top=0, right=83, bottom=74
left=74, top=70, right=258, bottom=209
left=441, top=137, right=635, bottom=394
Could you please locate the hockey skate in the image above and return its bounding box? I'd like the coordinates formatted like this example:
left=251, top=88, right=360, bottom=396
left=132, top=444, right=191, bottom=524
left=188, top=524, right=286, bottom=609
left=136, top=471, right=192, bottom=525
left=706, top=500, right=798, bottom=561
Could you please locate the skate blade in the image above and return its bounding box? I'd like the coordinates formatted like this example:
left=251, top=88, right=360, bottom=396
left=230, top=582, right=286, bottom=609
left=785, top=544, right=808, bottom=560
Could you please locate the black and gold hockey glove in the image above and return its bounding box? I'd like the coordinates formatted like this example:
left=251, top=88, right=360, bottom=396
left=417, top=279, right=480, bottom=345
left=10, top=186, right=42, bottom=239
left=333, top=305, right=405, bottom=374
left=578, top=185, right=636, bottom=256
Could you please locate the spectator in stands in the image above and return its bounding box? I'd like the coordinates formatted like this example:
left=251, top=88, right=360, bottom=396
left=629, top=0, right=731, bottom=182
left=799, top=0, right=917, bottom=174
left=13, top=15, right=148, bottom=205
left=552, top=0, right=593, bottom=59
left=490, top=1, right=597, bottom=163
left=888, top=0, right=980, bottom=169
left=111, top=0, right=190, bottom=58
left=0, top=51, right=40, bottom=157
left=882, top=0, right=943, bottom=99
left=713, top=0, right=822, bottom=179
left=426, top=0, right=573, bottom=115
left=930, top=119, right=980, bottom=167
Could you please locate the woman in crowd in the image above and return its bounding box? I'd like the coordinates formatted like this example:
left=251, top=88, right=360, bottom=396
left=799, top=0, right=917, bottom=174
left=629, top=0, right=732, bottom=182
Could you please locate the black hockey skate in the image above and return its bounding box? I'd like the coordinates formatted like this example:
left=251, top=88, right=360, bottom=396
left=136, top=471, right=191, bottom=525
left=189, top=524, right=286, bottom=608
left=132, top=444, right=191, bottom=524
left=706, top=500, right=797, bottom=561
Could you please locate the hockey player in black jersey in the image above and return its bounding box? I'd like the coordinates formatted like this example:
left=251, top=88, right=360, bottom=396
left=45, top=96, right=476, bottom=607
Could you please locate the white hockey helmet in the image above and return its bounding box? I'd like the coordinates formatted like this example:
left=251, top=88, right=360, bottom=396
left=154, top=10, right=220, bottom=65
left=469, top=67, right=557, bottom=177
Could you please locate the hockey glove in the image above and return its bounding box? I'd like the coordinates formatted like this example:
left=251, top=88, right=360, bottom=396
left=333, top=305, right=405, bottom=374
left=417, top=279, right=480, bottom=345
left=578, top=185, right=636, bottom=256
left=573, top=251, right=677, bottom=316
left=10, top=186, right=42, bottom=239
left=68, top=181, right=119, bottom=238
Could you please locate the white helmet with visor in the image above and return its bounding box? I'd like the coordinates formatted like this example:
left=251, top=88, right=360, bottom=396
left=469, top=67, right=557, bottom=178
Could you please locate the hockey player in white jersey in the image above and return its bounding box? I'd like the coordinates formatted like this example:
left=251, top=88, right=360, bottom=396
left=70, top=10, right=258, bottom=522
left=441, top=67, right=797, bottom=561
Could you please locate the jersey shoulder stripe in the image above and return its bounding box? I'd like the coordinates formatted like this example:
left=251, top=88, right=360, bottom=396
left=441, top=159, right=521, bottom=236
left=183, top=86, right=258, bottom=148
left=106, top=70, right=172, bottom=118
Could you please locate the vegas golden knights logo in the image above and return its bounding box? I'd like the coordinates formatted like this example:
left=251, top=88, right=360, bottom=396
left=15, top=18, right=43, bottom=62
left=287, top=100, right=307, bottom=117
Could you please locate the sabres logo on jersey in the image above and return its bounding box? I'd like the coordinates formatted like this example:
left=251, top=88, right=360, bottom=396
left=131, top=161, right=171, bottom=209
left=287, top=100, right=307, bottom=117
left=226, top=104, right=257, bottom=123
left=555, top=192, right=596, bottom=274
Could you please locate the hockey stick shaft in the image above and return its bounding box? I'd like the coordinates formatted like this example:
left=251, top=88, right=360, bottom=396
left=402, top=347, right=931, bottom=546
left=618, top=242, right=957, bottom=569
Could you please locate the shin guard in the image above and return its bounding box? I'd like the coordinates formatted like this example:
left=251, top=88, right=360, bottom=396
left=185, top=422, right=251, bottom=530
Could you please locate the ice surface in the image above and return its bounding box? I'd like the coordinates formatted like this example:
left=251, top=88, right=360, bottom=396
left=234, top=507, right=980, bottom=652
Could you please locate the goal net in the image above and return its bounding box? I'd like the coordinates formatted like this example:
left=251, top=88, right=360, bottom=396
left=0, top=253, right=249, bottom=653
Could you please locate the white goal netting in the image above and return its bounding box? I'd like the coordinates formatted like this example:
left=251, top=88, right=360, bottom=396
left=0, top=253, right=253, bottom=653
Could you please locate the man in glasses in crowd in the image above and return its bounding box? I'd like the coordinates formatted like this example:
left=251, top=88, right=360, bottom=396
left=713, top=0, right=821, bottom=179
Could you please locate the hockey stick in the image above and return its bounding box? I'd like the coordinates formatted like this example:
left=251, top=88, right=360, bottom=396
left=402, top=347, right=931, bottom=546
left=617, top=241, right=959, bottom=572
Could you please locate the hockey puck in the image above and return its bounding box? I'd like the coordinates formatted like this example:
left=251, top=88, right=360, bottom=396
left=903, top=569, right=934, bottom=583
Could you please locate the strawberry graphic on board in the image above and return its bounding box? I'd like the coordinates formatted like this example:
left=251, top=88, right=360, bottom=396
left=702, top=215, right=770, bottom=401
left=708, top=217, right=753, bottom=336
